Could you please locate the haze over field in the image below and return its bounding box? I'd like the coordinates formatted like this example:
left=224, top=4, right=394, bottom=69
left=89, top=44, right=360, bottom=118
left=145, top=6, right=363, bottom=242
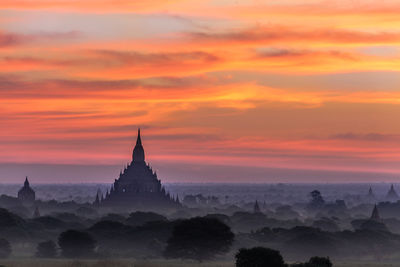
left=1, top=0, right=400, bottom=183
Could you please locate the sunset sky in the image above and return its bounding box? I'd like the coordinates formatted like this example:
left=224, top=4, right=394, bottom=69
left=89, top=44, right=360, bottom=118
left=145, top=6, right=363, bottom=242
left=1, top=0, right=400, bottom=183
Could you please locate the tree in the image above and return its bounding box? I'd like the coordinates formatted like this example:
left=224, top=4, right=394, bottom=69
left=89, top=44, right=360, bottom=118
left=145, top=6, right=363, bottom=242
left=308, top=190, right=325, bottom=209
left=307, top=256, right=332, bottom=267
left=58, top=230, right=96, bottom=258
left=0, top=239, right=11, bottom=258
left=126, top=211, right=166, bottom=227
left=290, top=256, right=333, bottom=267
left=235, top=247, right=286, bottom=267
left=164, top=217, right=234, bottom=261
left=36, top=240, right=57, bottom=258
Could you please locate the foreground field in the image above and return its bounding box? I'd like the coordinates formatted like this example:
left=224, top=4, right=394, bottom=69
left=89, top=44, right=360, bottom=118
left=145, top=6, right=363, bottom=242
left=1, top=259, right=400, bottom=267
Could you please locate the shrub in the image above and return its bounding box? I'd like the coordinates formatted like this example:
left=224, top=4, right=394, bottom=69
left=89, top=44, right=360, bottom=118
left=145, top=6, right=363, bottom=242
left=0, top=239, right=11, bottom=258
left=308, top=256, right=332, bottom=267
left=58, top=230, right=96, bottom=258
left=235, top=247, right=286, bottom=267
left=290, top=256, right=333, bottom=267
left=164, top=217, right=234, bottom=261
left=36, top=240, right=57, bottom=258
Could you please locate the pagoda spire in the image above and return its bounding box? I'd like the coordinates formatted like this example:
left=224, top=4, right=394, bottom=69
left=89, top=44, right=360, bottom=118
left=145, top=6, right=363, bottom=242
left=136, top=128, right=142, bottom=145
left=386, top=184, right=399, bottom=201
left=367, top=186, right=375, bottom=199
left=132, top=128, right=145, bottom=163
left=370, top=204, right=381, bottom=221
left=253, top=200, right=261, bottom=213
left=24, top=176, right=29, bottom=187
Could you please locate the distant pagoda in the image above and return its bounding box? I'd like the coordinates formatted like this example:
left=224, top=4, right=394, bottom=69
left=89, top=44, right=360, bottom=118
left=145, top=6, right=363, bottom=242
left=366, top=186, right=376, bottom=202
left=370, top=204, right=381, bottom=221
left=386, top=184, right=399, bottom=202
left=367, top=187, right=374, bottom=198
left=18, top=177, right=35, bottom=205
left=100, top=129, right=180, bottom=210
left=253, top=200, right=261, bottom=213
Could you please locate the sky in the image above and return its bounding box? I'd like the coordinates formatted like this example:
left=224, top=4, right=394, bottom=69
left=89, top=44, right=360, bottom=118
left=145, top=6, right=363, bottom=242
left=1, top=0, right=400, bottom=183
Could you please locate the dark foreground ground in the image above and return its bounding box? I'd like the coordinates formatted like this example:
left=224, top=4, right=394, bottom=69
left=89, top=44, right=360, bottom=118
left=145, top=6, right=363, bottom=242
left=0, top=259, right=400, bottom=267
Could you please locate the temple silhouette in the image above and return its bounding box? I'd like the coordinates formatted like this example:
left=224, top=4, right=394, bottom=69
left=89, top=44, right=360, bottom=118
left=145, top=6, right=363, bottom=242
left=99, top=129, right=180, bottom=210
left=18, top=177, right=35, bottom=205
left=386, top=184, right=399, bottom=202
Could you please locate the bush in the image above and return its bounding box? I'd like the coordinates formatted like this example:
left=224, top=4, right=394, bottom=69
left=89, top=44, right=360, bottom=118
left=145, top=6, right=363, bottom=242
left=235, top=247, right=286, bottom=267
left=308, top=256, right=332, bottom=267
left=36, top=240, right=57, bottom=258
left=291, top=256, right=333, bottom=267
left=126, top=211, right=167, bottom=227
left=164, top=217, right=234, bottom=261
left=0, top=238, right=11, bottom=258
left=58, top=230, right=96, bottom=258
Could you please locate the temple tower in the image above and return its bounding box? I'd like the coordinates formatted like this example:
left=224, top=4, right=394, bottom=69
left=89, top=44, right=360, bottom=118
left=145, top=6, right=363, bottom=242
left=132, top=128, right=145, bottom=163
left=101, top=128, right=179, bottom=210
left=370, top=204, right=381, bottom=221
left=386, top=184, right=399, bottom=202
left=18, top=177, right=36, bottom=205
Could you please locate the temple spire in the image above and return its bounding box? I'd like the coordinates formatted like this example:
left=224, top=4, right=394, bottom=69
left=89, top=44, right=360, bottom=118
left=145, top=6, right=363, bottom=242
left=253, top=200, right=261, bottom=213
left=132, top=128, right=145, bottom=162
left=24, top=176, right=29, bottom=187
left=137, top=128, right=142, bottom=145
left=370, top=204, right=381, bottom=221
left=386, top=184, right=399, bottom=201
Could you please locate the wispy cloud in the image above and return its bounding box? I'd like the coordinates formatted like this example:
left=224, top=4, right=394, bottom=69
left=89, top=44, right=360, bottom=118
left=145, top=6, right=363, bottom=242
left=0, top=31, right=81, bottom=47
left=187, top=26, right=400, bottom=45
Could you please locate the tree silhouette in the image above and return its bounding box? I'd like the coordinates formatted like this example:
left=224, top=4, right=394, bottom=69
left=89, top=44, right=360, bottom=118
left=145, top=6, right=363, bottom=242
left=36, top=240, right=57, bottom=258
left=126, top=211, right=166, bottom=227
left=235, top=247, right=286, bottom=267
left=164, top=217, right=234, bottom=261
left=307, top=256, right=332, bottom=267
left=58, top=230, right=96, bottom=258
left=0, top=239, right=11, bottom=258
left=308, top=190, right=325, bottom=209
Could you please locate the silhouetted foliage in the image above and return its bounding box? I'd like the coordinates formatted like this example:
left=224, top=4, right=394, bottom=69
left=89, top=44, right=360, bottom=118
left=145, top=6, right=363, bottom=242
left=275, top=205, right=300, bottom=220
left=360, top=220, right=389, bottom=232
left=230, top=211, right=268, bottom=232
left=164, top=217, right=234, bottom=261
left=36, top=240, right=57, bottom=258
left=0, top=208, right=25, bottom=227
left=58, top=230, right=96, bottom=258
left=88, top=220, right=132, bottom=242
left=126, top=211, right=167, bottom=227
left=284, top=231, right=337, bottom=258
left=308, top=190, right=325, bottom=209
left=33, top=216, right=65, bottom=229
left=76, top=207, right=97, bottom=217
left=0, top=239, right=11, bottom=258
left=99, top=213, right=126, bottom=223
left=308, top=256, right=333, bottom=267
left=312, top=218, right=340, bottom=232
left=52, top=212, right=82, bottom=223
left=235, top=247, right=286, bottom=267
left=291, top=256, right=333, bottom=267
left=90, top=220, right=129, bottom=233
left=204, top=213, right=231, bottom=225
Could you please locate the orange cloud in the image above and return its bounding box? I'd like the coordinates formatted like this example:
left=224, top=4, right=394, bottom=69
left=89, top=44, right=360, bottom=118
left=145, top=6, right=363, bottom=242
left=187, top=26, right=400, bottom=46
left=0, top=0, right=189, bottom=13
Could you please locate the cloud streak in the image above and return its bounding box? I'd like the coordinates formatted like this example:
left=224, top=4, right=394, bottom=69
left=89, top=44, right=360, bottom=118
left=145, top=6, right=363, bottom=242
left=188, top=26, right=400, bottom=46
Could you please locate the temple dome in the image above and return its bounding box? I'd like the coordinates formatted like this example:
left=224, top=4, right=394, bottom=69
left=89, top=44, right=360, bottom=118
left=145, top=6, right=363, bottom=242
left=18, top=177, right=35, bottom=204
